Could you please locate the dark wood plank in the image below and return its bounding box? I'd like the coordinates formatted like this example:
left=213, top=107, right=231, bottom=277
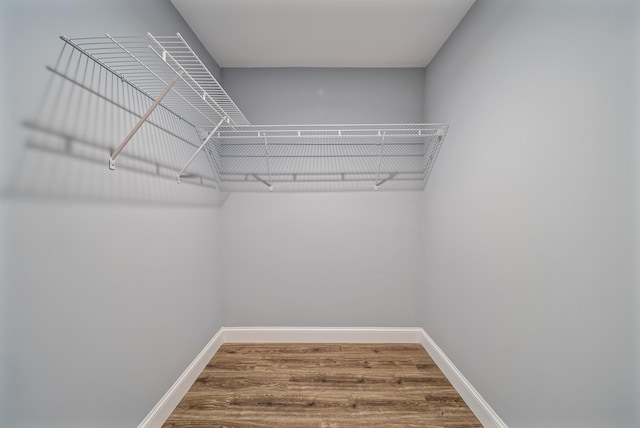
left=162, top=343, right=482, bottom=428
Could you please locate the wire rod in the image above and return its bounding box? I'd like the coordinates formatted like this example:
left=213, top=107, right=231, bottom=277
left=374, top=133, right=386, bottom=189
left=263, top=134, right=273, bottom=191
left=109, top=73, right=180, bottom=169
left=177, top=116, right=227, bottom=184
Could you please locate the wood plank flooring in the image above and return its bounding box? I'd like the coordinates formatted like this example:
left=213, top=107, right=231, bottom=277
left=163, top=343, right=482, bottom=428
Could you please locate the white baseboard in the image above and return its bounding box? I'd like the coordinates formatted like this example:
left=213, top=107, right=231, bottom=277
left=137, top=328, right=225, bottom=428
left=139, top=326, right=506, bottom=428
left=223, top=326, right=423, bottom=343
left=419, top=329, right=508, bottom=428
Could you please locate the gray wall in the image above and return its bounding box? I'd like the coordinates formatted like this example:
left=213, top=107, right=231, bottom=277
left=421, top=1, right=638, bottom=427
left=222, top=67, right=425, bottom=124
left=1, top=1, right=225, bottom=427
left=636, top=6, right=640, bottom=423
left=220, top=67, right=426, bottom=327
left=3, top=203, right=224, bottom=428
left=635, top=5, right=640, bottom=423
left=223, top=192, right=424, bottom=327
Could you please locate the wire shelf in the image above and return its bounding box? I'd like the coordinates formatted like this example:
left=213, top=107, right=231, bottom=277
left=52, top=34, right=448, bottom=193
left=211, top=124, right=446, bottom=192
left=65, top=33, right=250, bottom=129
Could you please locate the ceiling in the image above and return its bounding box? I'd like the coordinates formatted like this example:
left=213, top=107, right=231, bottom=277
left=171, top=0, right=475, bottom=68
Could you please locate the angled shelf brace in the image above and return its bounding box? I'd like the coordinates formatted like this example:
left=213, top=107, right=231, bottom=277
left=177, top=115, right=228, bottom=184
left=262, top=133, right=274, bottom=192
left=109, top=74, right=180, bottom=170
left=374, top=131, right=386, bottom=190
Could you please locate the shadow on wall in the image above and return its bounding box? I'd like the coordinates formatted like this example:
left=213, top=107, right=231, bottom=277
left=3, top=38, right=228, bottom=207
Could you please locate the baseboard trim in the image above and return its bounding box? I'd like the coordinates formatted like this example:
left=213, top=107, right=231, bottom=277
left=223, top=326, right=423, bottom=343
left=419, top=329, right=508, bottom=428
left=140, top=326, right=506, bottom=428
left=137, top=328, right=225, bottom=428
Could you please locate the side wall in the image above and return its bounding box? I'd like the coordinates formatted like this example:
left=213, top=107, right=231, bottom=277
left=635, top=3, right=640, bottom=423
left=221, top=68, right=426, bottom=327
left=3, top=203, right=224, bottom=428
left=0, top=1, right=225, bottom=427
left=420, top=1, right=637, bottom=427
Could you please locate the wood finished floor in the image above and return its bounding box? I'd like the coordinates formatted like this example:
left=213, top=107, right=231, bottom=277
left=163, top=343, right=482, bottom=428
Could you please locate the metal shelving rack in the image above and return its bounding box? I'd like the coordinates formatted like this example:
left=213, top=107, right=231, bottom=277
left=56, top=33, right=448, bottom=193
left=211, top=124, right=446, bottom=192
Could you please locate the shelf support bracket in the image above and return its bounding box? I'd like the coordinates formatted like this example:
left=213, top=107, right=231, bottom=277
left=374, top=133, right=386, bottom=190
left=109, top=74, right=180, bottom=170
left=177, top=116, right=228, bottom=184
left=263, top=133, right=273, bottom=191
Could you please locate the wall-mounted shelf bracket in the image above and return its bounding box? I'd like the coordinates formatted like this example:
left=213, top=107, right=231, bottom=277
left=109, top=74, right=181, bottom=170
left=374, top=133, right=386, bottom=189
left=263, top=133, right=273, bottom=191
left=177, top=116, right=228, bottom=184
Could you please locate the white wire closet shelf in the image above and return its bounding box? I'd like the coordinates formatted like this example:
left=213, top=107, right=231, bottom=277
left=55, top=33, right=448, bottom=193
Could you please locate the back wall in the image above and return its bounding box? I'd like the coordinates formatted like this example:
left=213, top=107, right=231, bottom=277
left=221, top=67, right=427, bottom=327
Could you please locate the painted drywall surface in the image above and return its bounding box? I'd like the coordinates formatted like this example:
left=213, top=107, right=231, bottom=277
left=220, top=67, right=426, bottom=327
left=1, top=1, right=224, bottom=427
left=0, top=207, right=8, bottom=425
left=221, top=67, right=425, bottom=124
left=0, top=1, right=8, bottom=418
left=635, top=4, right=640, bottom=423
left=0, top=5, right=9, bottom=409
left=4, top=201, right=224, bottom=428
left=421, top=0, right=637, bottom=427
left=222, top=191, right=424, bottom=327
